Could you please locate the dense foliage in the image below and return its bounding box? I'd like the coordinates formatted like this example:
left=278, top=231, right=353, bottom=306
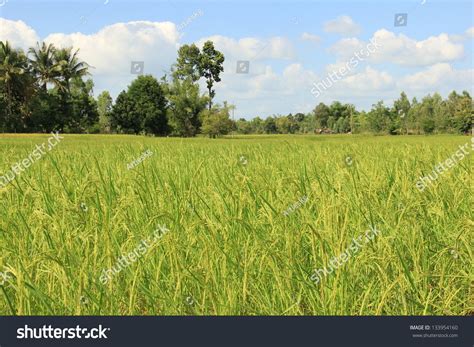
left=110, top=76, right=168, bottom=135
left=1, top=40, right=472, bottom=136
left=237, top=92, right=472, bottom=135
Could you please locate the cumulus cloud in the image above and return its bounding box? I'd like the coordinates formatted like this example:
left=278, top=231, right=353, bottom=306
left=0, top=18, right=39, bottom=50
left=45, top=21, right=180, bottom=75
left=311, top=65, right=394, bottom=100
left=398, top=63, right=474, bottom=91
left=0, top=18, right=182, bottom=94
left=329, top=29, right=464, bottom=66
left=323, top=15, right=361, bottom=36
left=282, top=63, right=319, bottom=92
left=192, top=34, right=297, bottom=114
left=466, top=27, right=474, bottom=38
left=41, top=21, right=181, bottom=96
left=328, top=37, right=365, bottom=58
left=301, top=32, right=321, bottom=44
left=217, top=63, right=317, bottom=98
left=341, top=66, right=395, bottom=92
left=196, top=35, right=295, bottom=61
left=324, top=61, right=359, bottom=76
left=213, top=61, right=320, bottom=117
left=311, top=63, right=473, bottom=106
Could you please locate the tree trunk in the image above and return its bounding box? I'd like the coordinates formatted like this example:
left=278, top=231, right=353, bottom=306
left=208, top=85, right=212, bottom=110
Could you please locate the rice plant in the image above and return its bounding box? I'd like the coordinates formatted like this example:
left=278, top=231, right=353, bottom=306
left=0, top=134, right=472, bottom=315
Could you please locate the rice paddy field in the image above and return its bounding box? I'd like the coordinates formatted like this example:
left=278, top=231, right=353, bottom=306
left=0, top=134, right=472, bottom=315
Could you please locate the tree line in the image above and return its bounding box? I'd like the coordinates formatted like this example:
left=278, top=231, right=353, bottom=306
left=239, top=91, right=472, bottom=135
left=0, top=40, right=231, bottom=137
left=1, top=40, right=472, bottom=136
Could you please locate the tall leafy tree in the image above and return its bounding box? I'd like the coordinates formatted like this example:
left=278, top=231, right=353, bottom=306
left=418, top=95, right=437, bottom=134
left=313, top=103, right=330, bottom=128
left=54, top=47, right=89, bottom=92
left=110, top=91, right=137, bottom=133
left=97, top=91, right=113, bottom=133
left=111, top=75, right=168, bottom=135
left=367, top=101, right=390, bottom=133
left=67, top=78, right=99, bottom=133
left=173, top=44, right=201, bottom=82
left=393, top=92, right=411, bottom=134
left=26, top=90, right=61, bottom=132
left=249, top=117, right=265, bottom=134
left=28, top=42, right=61, bottom=91
left=49, top=47, right=91, bottom=131
left=335, top=116, right=351, bottom=133
left=199, top=41, right=224, bottom=110
left=165, top=78, right=207, bottom=137
left=0, top=42, right=25, bottom=124
left=448, top=91, right=472, bottom=133
left=263, top=116, right=277, bottom=134
left=275, top=116, right=291, bottom=134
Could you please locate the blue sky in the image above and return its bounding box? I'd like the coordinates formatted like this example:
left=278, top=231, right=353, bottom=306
left=1, top=0, right=473, bottom=118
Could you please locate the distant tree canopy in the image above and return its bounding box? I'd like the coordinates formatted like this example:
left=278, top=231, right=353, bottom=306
left=0, top=40, right=97, bottom=133
left=0, top=39, right=228, bottom=137
left=245, top=91, right=472, bottom=136
left=97, top=90, right=113, bottom=133
left=165, top=78, right=208, bottom=137
left=201, top=102, right=234, bottom=138
left=111, top=75, right=168, bottom=135
left=1, top=39, right=472, bottom=137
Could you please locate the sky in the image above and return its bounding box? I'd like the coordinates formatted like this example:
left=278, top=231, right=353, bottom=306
left=1, top=0, right=473, bottom=119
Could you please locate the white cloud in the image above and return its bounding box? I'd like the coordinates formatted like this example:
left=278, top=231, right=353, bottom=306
left=193, top=35, right=297, bottom=114
left=44, top=21, right=181, bottom=97
left=45, top=21, right=180, bottom=76
left=197, top=35, right=295, bottom=61
left=399, top=63, right=474, bottom=91
left=301, top=32, right=321, bottom=44
left=324, top=61, right=359, bottom=76
left=311, top=63, right=473, bottom=106
left=0, top=18, right=39, bottom=50
left=282, top=63, right=319, bottom=92
left=341, top=66, right=394, bottom=92
left=216, top=63, right=317, bottom=98
left=447, top=27, right=474, bottom=42
left=329, top=29, right=465, bottom=67
left=212, top=61, right=320, bottom=117
left=323, top=15, right=361, bottom=36
left=466, top=27, right=474, bottom=38
left=328, top=37, right=365, bottom=58
left=312, top=66, right=394, bottom=100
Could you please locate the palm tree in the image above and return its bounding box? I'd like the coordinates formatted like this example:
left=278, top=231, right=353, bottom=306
left=0, top=41, right=27, bottom=119
left=28, top=42, right=61, bottom=91
left=54, top=47, right=89, bottom=92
